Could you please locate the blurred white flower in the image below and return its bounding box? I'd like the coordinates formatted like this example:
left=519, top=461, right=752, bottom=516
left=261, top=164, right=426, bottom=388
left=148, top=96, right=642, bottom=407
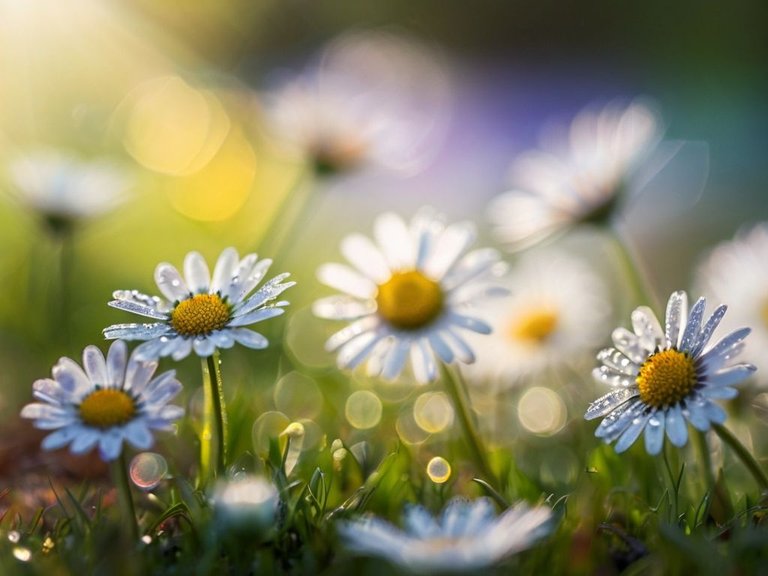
left=585, top=291, right=755, bottom=455
left=213, top=475, right=279, bottom=532
left=20, top=340, right=184, bottom=462
left=7, top=150, right=131, bottom=226
left=337, top=497, right=553, bottom=574
left=314, top=208, right=506, bottom=384
left=104, top=247, right=294, bottom=361
left=489, top=101, right=661, bottom=251
left=262, top=30, right=450, bottom=176
left=463, top=249, right=610, bottom=387
left=695, top=223, right=768, bottom=373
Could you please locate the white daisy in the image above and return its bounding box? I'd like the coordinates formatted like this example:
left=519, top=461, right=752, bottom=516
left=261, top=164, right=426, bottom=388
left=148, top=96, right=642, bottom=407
left=7, top=149, right=131, bottom=225
left=585, top=290, right=756, bottom=455
left=103, top=247, right=294, bottom=361
left=313, top=209, right=507, bottom=384
left=262, top=31, right=448, bottom=176
left=489, top=101, right=661, bottom=251
left=20, top=340, right=184, bottom=462
left=463, top=249, right=611, bottom=387
left=337, top=497, right=553, bottom=574
left=695, top=223, right=768, bottom=373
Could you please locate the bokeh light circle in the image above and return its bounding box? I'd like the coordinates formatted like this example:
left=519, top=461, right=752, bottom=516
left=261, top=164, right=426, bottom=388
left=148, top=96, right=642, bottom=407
left=345, top=390, right=383, bottom=430
left=426, top=456, right=452, bottom=484
left=413, top=391, right=454, bottom=433
left=129, top=452, right=168, bottom=491
left=517, top=387, right=567, bottom=436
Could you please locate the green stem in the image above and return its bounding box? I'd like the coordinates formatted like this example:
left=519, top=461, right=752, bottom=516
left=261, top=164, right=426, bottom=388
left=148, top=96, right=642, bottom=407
left=201, top=351, right=227, bottom=484
left=693, top=430, right=715, bottom=494
left=605, top=227, right=660, bottom=313
left=712, top=423, right=768, bottom=491
left=439, top=363, right=498, bottom=490
left=111, top=452, right=139, bottom=542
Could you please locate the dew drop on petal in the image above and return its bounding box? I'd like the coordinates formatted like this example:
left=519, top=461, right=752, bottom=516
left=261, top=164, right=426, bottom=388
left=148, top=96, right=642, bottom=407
left=130, top=452, right=168, bottom=490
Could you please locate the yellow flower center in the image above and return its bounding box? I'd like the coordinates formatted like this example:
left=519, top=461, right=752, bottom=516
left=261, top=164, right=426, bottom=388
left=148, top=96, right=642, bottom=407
left=375, top=270, right=444, bottom=330
left=761, top=297, right=768, bottom=328
left=510, top=308, right=559, bottom=343
left=170, top=293, right=231, bottom=336
left=636, top=348, right=698, bottom=408
left=79, top=389, right=136, bottom=428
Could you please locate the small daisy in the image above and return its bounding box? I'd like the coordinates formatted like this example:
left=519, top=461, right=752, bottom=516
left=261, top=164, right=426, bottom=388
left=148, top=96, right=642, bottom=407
left=585, top=290, right=755, bottom=455
left=313, top=209, right=506, bottom=384
left=489, top=101, right=661, bottom=251
left=7, top=149, right=131, bottom=228
left=337, top=498, right=553, bottom=574
left=695, top=223, right=768, bottom=372
left=212, top=475, right=279, bottom=532
left=463, top=249, right=611, bottom=387
left=262, top=31, right=448, bottom=176
left=20, top=340, right=183, bottom=462
left=103, top=247, right=294, bottom=361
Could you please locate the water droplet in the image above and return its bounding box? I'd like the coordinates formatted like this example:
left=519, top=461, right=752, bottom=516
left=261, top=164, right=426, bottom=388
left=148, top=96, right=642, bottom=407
left=130, top=452, right=168, bottom=490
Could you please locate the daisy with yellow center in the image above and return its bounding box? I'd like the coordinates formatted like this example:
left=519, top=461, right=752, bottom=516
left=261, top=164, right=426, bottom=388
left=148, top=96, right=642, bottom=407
left=463, top=249, right=610, bottom=387
left=262, top=31, right=448, bottom=177
left=585, top=290, right=755, bottom=455
left=103, top=247, right=295, bottom=361
left=313, top=208, right=507, bottom=384
left=337, top=497, right=553, bottom=573
left=488, top=100, right=662, bottom=251
left=21, top=340, right=184, bottom=462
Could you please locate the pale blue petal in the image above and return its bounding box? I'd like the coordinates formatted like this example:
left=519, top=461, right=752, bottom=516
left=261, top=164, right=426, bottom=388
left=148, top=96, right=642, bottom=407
left=615, top=411, right=651, bottom=453
left=82, top=346, right=107, bottom=385
left=665, top=404, right=688, bottom=447
left=664, top=290, right=688, bottom=349
left=706, top=365, right=755, bottom=387
left=643, top=411, right=665, bottom=455
left=230, top=328, right=269, bottom=349
left=106, top=340, right=128, bottom=388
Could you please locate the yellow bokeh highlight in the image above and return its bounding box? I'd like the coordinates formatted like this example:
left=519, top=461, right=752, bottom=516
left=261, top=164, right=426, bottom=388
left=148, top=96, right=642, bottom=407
left=165, top=126, right=257, bottom=222
left=517, top=387, right=567, bottom=436
left=345, top=391, right=383, bottom=430
left=413, top=391, right=453, bottom=433
left=426, top=456, right=451, bottom=484
left=122, top=75, right=231, bottom=176
left=252, top=411, right=290, bottom=456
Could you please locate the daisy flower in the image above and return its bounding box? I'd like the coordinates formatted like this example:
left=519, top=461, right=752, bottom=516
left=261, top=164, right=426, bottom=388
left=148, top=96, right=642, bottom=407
left=20, top=340, right=183, bottom=462
left=212, top=475, right=279, bottom=532
left=262, top=31, right=448, bottom=176
left=488, top=100, right=661, bottom=251
left=313, top=209, right=507, bottom=384
left=7, top=149, right=131, bottom=229
left=337, top=498, right=553, bottom=574
left=695, top=223, right=768, bottom=372
left=463, top=248, right=611, bottom=387
left=103, top=247, right=294, bottom=361
left=585, top=290, right=756, bottom=455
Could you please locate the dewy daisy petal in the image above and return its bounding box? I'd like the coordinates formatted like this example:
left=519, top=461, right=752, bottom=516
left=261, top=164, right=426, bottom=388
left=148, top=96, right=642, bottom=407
left=20, top=340, right=184, bottom=462
left=337, top=497, right=553, bottom=574
left=488, top=100, right=661, bottom=251
left=314, top=208, right=507, bottom=384
left=584, top=290, right=756, bottom=455
left=103, top=248, right=294, bottom=361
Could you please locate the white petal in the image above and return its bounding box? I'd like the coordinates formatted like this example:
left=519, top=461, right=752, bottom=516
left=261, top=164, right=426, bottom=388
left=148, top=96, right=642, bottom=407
left=82, top=346, right=107, bottom=386
left=423, top=221, right=476, bottom=280
left=103, top=323, right=170, bottom=341
left=680, top=297, right=706, bottom=353
left=184, top=251, right=211, bottom=293
left=229, top=306, right=285, bottom=327
left=381, top=338, right=411, bottom=381
left=427, top=331, right=454, bottom=363
left=317, top=263, right=377, bottom=300
left=585, top=387, right=639, bottom=420
left=631, top=306, right=664, bottom=352
left=312, top=295, right=374, bottom=320
left=230, top=328, right=269, bottom=349
left=337, top=331, right=386, bottom=370
left=211, top=247, right=239, bottom=295
left=374, top=212, right=415, bottom=269
left=341, top=233, right=390, bottom=283
left=154, top=263, right=189, bottom=302
left=52, top=357, right=91, bottom=396
left=106, top=340, right=128, bottom=388
left=664, top=290, right=688, bottom=349
left=410, top=340, right=436, bottom=383
left=125, top=357, right=158, bottom=394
